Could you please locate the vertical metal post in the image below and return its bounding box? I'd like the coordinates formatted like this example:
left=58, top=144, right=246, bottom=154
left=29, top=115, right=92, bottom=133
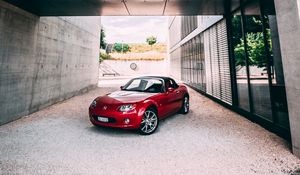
left=240, top=0, right=254, bottom=114
left=224, top=0, right=238, bottom=106
left=259, top=0, right=276, bottom=123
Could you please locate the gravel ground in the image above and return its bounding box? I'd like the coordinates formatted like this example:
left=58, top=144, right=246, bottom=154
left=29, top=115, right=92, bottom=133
left=0, top=85, right=300, bottom=175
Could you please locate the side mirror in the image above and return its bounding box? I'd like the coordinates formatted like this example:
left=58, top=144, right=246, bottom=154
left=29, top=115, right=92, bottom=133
left=120, top=86, right=124, bottom=90
left=167, top=87, right=175, bottom=93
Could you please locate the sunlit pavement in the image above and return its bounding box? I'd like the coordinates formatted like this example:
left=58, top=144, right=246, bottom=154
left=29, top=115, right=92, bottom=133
left=0, top=79, right=300, bottom=175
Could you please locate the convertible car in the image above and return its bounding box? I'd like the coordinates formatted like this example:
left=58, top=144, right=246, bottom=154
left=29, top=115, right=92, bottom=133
left=89, top=76, right=189, bottom=135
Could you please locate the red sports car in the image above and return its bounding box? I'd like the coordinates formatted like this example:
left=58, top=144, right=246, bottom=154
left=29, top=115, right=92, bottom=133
left=89, top=76, right=189, bottom=135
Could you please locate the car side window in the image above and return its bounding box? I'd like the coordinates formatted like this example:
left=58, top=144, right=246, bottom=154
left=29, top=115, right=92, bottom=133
left=165, top=80, right=171, bottom=91
left=169, top=79, right=179, bottom=89
left=145, top=79, right=163, bottom=93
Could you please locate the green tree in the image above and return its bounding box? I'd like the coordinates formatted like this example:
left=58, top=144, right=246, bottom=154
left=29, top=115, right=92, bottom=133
left=233, top=15, right=272, bottom=69
left=146, top=36, right=157, bottom=46
left=231, top=16, right=262, bottom=48
left=234, top=30, right=271, bottom=68
left=113, top=43, right=130, bottom=53
left=100, top=27, right=107, bottom=49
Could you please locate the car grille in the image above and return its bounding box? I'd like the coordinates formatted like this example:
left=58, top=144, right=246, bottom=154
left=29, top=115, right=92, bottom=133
left=92, top=115, right=116, bottom=123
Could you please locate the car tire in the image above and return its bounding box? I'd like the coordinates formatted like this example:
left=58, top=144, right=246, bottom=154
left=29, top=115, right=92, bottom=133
left=139, top=108, right=159, bottom=135
left=179, top=95, right=189, bottom=114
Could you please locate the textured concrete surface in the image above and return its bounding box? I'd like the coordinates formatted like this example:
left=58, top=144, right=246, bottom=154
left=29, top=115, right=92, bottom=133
left=0, top=83, right=299, bottom=175
left=0, top=0, right=100, bottom=125
left=275, top=0, right=300, bottom=158
left=2, top=0, right=238, bottom=16
left=101, top=60, right=167, bottom=76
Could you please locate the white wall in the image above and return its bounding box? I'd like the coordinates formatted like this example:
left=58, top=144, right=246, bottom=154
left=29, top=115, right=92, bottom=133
left=101, top=60, right=167, bottom=76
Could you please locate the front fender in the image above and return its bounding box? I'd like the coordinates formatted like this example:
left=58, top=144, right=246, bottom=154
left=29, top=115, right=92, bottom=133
left=137, top=99, right=159, bottom=117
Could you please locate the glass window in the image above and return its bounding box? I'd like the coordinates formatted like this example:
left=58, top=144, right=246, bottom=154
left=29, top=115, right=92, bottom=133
left=196, top=35, right=201, bottom=87
left=232, top=10, right=250, bottom=112
left=244, top=0, right=272, bottom=120
left=200, top=34, right=206, bottom=91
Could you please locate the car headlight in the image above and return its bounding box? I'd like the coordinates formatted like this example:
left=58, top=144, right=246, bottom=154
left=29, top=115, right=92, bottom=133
left=90, top=100, right=97, bottom=108
left=119, top=104, right=136, bottom=112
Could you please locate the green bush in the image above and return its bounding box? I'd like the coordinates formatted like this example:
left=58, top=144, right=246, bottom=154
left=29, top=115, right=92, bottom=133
left=113, top=43, right=130, bottom=53
left=99, top=52, right=112, bottom=63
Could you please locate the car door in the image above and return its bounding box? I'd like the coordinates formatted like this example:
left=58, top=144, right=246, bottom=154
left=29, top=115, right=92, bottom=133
left=165, top=79, right=183, bottom=115
left=154, top=93, right=170, bottom=119
left=148, top=79, right=170, bottom=119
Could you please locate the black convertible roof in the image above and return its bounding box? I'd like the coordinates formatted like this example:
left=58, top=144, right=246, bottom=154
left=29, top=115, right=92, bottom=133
left=128, top=76, right=180, bottom=89
left=137, top=76, right=173, bottom=82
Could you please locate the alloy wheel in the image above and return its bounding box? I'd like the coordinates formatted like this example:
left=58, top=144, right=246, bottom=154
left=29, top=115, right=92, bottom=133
left=140, top=110, right=158, bottom=134
left=184, top=96, right=189, bottom=113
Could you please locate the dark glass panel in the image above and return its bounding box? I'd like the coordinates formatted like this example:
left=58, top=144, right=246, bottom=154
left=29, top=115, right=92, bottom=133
left=244, top=0, right=272, bottom=120
left=232, top=10, right=250, bottom=111
left=262, top=0, right=290, bottom=129
left=200, top=34, right=206, bottom=91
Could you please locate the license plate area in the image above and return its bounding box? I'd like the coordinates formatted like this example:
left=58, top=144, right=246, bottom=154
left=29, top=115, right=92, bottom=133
left=97, top=116, right=109, bottom=123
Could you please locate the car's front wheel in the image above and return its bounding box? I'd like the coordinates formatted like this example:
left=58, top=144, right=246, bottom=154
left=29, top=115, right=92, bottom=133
left=139, top=108, right=159, bottom=135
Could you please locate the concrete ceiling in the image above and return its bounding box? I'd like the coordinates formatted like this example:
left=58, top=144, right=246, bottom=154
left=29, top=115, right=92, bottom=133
left=4, top=0, right=240, bottom=16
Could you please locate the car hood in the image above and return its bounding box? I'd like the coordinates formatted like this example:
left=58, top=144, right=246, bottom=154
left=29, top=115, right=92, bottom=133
left=96, top=91, right=158, bottom=104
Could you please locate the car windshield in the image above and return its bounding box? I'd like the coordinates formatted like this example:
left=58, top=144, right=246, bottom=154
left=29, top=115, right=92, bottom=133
left=122, top=78, right=163, bottom=93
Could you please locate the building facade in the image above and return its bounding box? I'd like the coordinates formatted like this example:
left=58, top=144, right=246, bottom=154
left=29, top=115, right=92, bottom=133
left=168, top=0, right=300, bottom=158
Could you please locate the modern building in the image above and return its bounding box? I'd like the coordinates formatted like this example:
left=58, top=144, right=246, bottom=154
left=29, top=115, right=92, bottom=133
left=168, top=0, right=300, bottom=158
left=1, top=0, right=300, bottom=159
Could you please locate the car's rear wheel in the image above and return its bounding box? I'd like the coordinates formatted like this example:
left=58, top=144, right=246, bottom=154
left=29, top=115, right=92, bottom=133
left=180, top=95, right=189, bottom=114
left=139, top=108, right=158, bottom=135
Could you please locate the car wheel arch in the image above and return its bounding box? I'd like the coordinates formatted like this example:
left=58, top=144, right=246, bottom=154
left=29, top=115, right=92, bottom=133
left=146, top=104, right=158, bottom=114
left=184, top=93, right=189, bottom=99
left=137, top=101, right=158, bottom=116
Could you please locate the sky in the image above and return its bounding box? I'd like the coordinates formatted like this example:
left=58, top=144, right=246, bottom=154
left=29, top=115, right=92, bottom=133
left=101, top=16, right=168, bottom=44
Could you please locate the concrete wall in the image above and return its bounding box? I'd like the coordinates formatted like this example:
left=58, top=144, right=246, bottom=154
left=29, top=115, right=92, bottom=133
left=169, top=48, right=181, bottom=80
left=101, top=60, right=167, bottom=76
left=0, top=0, right=100, bottom=125
left=168, top=17, right=182, bottom=80
left=168, top=17, right=182, bottom=49
left=274, top=0, right=300, bottom=158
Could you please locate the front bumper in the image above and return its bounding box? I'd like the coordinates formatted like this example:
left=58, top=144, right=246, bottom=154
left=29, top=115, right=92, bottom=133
left=89, top=107, right=142, bottom=129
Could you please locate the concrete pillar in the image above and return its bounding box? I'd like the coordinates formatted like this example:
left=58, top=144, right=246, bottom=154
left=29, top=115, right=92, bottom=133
left=274, top=0, right=300, bottom=158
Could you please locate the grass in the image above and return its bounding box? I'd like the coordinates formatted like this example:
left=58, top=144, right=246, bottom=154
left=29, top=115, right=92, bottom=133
left=108, top=43, right=167, bottom=60
left=128, top=43, right=166, bottom=53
